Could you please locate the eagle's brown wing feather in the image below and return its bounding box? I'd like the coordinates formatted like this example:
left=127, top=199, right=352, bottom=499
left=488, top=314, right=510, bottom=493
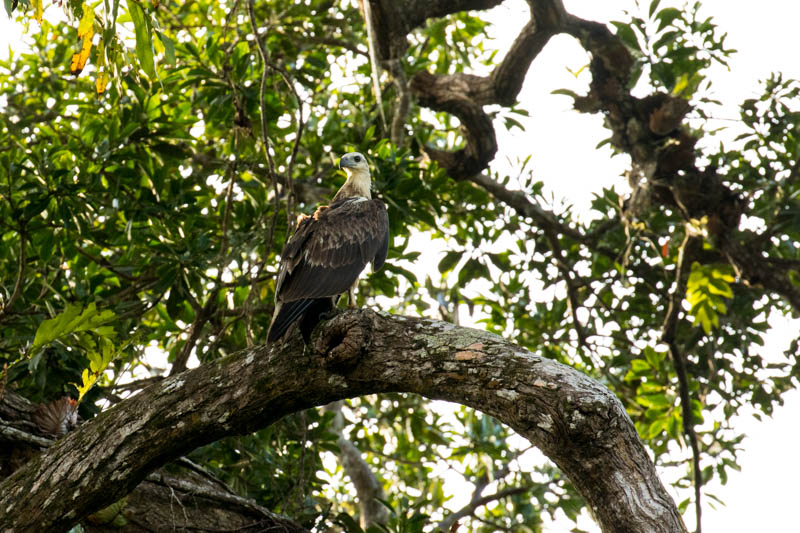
left=267, top=198, right=389, bottom=343
left=277, top=198, right=389, bottom=302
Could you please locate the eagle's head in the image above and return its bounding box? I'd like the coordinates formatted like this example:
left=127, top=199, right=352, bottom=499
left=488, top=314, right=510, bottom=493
left=338, top=152, right=369, bottom=175
left=335, top=152, right=372, bottom=200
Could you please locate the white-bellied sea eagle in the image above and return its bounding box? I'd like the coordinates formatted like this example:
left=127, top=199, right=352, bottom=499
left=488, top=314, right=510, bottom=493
left=267, top=152, right=390, bottom=343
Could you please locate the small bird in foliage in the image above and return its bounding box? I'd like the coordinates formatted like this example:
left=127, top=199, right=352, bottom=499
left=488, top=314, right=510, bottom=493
left=267, top=152, right=390, bottom=343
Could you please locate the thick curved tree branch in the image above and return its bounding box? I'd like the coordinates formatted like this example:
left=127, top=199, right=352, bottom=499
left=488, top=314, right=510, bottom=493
left=365, top=0, right=505, bottom=61
left=363, top=0, right=566, bottom=178
left=0, top=310, right=686, bottom=533
left=560, top=11, right=800, bottom=313
left=407, top=0, right=563, bottom=178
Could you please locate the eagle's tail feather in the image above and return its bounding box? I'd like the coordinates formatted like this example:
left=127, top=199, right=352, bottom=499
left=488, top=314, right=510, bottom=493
left=268, top=299, right=314, bottom=343
left=299, top=298, right=336, bottom=343
left=267, top=298, right=335, bottom=343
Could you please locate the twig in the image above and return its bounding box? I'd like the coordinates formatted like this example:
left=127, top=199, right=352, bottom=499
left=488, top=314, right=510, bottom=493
left=0, top=363, right=7, bottom=403
left=218, top=163, right=237, bottom=261
left=0, top=421, right=54, bottom=448
left=660, top=232, right=703, bottom=533
left=247, top=0, right=281, bottom=257
left=111, top=376, right=165, bottom=392
left=0, top=224, right=26, bottom=320
left=171, top=295, right=217, bottom=375
left=246, top=0, right=286, bottom=347
left=174, top=456, right=235, bottom=493
left=469, top=172, right=666, bottom=293
left=74, top=245, right=142, bottom=282
left=146, top=471, right=284, bottom=521
left=360, top=0, right=388, bottom=133
left=302, top=34, right=367, bottom=56
left=543, top=229, right=588, bottom=349
left=268, top=61, right=304, bottom=232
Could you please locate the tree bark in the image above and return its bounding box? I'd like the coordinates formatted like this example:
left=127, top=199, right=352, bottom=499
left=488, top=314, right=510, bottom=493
left=0, top=393, right=309, bottom=533
left=0, top=310, right=686, bottom=533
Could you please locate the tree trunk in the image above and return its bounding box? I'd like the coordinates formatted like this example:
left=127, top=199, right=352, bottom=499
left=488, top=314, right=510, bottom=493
left=0, top=310, right=686, bottom=533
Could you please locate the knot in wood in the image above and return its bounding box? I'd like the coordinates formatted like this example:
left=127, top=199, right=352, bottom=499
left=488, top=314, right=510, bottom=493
left=312, top=310, right=373, bottom=370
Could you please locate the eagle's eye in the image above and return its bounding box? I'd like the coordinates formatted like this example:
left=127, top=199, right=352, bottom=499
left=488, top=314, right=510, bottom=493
left=354, top=155, right=362, bottom=162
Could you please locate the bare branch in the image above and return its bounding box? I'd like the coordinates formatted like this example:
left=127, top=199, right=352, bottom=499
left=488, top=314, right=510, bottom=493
left=145, top=471, right=302, bottom=529
left=660, top=233, right=704, bottom=533
left=248, top=0, right=282, bottom=254
left=0, top=421, right=53, bottom=448
left=0, top=223, right=26, bottom=321
left=439, top=485, right=531, bottom=531
left=324, top=401, right=389, bottom=528
left=171, top=295, right=217, bottom=375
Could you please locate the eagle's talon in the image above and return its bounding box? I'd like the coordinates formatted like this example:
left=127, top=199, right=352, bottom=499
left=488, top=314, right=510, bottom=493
left=319, top=309, right=339, bottom=321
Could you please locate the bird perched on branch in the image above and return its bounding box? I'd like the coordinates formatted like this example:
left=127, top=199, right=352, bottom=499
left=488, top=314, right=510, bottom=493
left=267, top=152, right=390, bottom=343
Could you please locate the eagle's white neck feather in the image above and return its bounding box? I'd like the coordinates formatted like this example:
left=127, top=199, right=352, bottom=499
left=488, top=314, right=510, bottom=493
left=333, top=167, right=372, bottom=202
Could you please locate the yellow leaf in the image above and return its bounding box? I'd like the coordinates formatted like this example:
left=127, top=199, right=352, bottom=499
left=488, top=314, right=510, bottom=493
left=672, top=73, right=689, bottom=96
left=70, top=4, right=96, bottom=75
left=77, top=367, right=98, bottom=401
left=96, top=71, right=109, bottom=94
left=77, top=3, right=95, bottom=40
left=34, top=0, right=43, bottom=23
left=70, top=31, right=94, bottom=75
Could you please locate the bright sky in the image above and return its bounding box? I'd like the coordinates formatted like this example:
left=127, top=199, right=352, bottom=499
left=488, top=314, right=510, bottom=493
left=2, top=1, right=798, bottom=531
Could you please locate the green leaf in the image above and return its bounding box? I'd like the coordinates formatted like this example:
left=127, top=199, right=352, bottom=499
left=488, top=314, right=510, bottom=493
left=129, top=2, right=156, bottom=78
left=335, top=512, right=364, bottom=533
left=87, top=497, right=127, bottom=525
left=637, top=393, right=671, bottom=409
left=611, top=21, right=642, bottom=53
left=438, top=250, right=461, bottom=274
left=656, top=7, right=682, bottom=32
left=648, top=0, right=662, bottom=18
left=30, top=304, right=84, bottom=355
left=155, top=30, right=176, bottom=66
left=29, top=302, right=117, bottom=356
left=643, top=346, right=665, bottom=367
left=646, top=417, right=669, bottom=439
left=686, top=262, right=735, bottom=333
left=551, top=88, right=579, bottom=99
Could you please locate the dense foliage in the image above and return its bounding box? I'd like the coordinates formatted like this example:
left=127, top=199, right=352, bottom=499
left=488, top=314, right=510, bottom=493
left=1, top=0, right=798, bottom=531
